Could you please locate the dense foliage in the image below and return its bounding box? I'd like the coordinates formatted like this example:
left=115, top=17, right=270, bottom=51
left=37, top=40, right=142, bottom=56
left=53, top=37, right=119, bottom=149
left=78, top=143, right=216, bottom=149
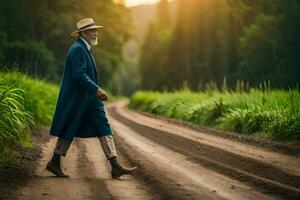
left=139, top=0, right=300, bottom=90
left=0, top=0, right=131, bottom=87
left=129, top=88, right=300, bottom=141
left=0, top=72, right=58, bottom=166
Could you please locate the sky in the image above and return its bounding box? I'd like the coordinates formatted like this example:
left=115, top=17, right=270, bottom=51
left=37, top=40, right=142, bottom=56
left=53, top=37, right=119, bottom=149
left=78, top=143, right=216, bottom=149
left=125, top=0, right=161, bottom=7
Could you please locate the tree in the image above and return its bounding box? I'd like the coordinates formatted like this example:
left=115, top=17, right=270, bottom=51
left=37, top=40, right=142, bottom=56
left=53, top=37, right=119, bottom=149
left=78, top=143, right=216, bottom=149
left=139, top=0, right=173, bottom=90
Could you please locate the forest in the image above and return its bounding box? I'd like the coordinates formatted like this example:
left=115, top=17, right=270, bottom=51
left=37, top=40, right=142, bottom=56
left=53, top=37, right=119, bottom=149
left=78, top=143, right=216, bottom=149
left=1, top=0, right=299, bottom=94
left=139, top=0, right=300, bottom=91
left=0, top=0, right=131, bottom=89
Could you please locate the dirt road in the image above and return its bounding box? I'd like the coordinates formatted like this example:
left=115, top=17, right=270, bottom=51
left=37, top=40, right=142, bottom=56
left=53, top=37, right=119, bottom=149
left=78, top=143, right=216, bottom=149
left=16, top=100, right=300, bottom=200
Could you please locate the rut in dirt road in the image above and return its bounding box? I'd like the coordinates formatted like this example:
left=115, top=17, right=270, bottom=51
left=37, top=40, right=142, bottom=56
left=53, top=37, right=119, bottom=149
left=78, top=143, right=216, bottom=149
left=110, top=116, right=277, bottom=200
left=17, top=136, right=153, bottom=200
left=106, top=100, right=300, bottom=200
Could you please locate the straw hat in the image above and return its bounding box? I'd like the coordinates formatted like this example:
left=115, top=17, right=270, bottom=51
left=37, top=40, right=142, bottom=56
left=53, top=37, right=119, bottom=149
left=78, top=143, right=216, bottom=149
left=71, top=18, right=103, bottom=37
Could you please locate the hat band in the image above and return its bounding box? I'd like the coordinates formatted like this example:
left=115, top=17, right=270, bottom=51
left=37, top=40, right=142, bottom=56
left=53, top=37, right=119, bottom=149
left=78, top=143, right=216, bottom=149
left=78, top=22, right=96, bottom=31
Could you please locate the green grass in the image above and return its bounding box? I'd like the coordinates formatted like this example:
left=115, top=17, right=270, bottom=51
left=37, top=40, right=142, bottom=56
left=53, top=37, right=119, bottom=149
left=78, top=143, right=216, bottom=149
left=0, top=71, right=59, bottom=166
left=129, top=89, right=300, bottom=141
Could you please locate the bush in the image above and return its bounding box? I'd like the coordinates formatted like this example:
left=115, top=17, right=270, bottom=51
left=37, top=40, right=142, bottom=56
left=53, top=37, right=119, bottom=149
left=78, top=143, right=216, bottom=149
left=129, top=89, right=300, bottom=141
left=0, top=71, right=59, bottom=166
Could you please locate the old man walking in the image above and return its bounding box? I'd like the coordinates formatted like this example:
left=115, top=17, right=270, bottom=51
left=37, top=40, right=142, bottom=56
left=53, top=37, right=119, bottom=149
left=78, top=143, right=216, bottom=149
left=46, top=18, right=137, bottom=179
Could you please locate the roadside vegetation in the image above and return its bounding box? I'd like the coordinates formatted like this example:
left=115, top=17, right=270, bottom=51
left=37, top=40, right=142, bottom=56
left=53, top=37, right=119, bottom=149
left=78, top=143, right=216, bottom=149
left=129, top=85, right=300, bottom=142
left=0, top=71, right=58, bottom=166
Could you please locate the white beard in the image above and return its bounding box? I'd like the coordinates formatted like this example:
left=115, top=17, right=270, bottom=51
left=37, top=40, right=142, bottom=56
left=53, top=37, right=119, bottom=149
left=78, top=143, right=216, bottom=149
left=91, top=37, right=98, bottom=46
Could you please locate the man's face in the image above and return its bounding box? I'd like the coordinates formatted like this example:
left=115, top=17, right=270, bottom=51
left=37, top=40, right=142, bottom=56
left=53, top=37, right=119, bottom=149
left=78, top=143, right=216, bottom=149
left=82, top=29, right=98, bottom=46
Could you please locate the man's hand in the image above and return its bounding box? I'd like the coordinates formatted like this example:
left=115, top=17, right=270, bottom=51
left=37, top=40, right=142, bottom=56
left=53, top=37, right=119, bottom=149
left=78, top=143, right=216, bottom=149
left=96, top=88, right=108, bottom=101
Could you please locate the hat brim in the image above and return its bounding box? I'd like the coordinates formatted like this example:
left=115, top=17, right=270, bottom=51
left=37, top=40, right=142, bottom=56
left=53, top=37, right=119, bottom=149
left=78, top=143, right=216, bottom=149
left=71, top=25, right=103, bottom=37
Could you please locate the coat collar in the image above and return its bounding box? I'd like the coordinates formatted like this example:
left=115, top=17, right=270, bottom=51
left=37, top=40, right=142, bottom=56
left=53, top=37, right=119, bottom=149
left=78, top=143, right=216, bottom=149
left=77, top=37, right=91, bottom=52
left=76, top=38, right=97, bottom=73
left=79, top=37, right=91, bottom=51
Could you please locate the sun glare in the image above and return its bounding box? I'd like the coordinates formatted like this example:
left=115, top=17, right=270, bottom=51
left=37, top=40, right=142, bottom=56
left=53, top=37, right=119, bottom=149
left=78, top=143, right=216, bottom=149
left=125, top=0, right=161, bottom=7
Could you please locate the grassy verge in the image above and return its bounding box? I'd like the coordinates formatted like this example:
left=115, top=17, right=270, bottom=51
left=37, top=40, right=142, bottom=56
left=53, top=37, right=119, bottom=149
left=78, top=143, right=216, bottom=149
left=0, top=71, right=59, bottom=166
left=129, top=89, right=300, bottom=142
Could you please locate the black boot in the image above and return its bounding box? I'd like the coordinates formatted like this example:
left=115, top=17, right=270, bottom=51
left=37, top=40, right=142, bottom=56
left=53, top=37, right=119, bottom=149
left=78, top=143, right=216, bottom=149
left=45, top=153, right=69, bottom=178
left=108, top=157, right=137, bottom=179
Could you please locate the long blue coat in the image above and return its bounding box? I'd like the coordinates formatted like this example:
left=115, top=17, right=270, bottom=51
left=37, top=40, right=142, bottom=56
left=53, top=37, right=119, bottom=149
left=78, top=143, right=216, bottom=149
left=49, top=38, right=112, bottom=139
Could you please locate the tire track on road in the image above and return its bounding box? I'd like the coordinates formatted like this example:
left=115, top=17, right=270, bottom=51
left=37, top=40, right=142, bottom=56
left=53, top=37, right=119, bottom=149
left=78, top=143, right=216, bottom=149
left=107, top=101, right=300, bottom=200
left=18, top=138, right=94, bottom=200
left=109, top=112, right=278, bottom=200
left=80, top=138, right=154, bottom=200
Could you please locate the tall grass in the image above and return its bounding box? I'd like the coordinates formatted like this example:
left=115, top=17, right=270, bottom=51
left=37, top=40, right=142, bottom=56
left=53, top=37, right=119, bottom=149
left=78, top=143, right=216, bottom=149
left=0, top=71, right=59, bottom=165
left=129, top=89, right=300, bottom=141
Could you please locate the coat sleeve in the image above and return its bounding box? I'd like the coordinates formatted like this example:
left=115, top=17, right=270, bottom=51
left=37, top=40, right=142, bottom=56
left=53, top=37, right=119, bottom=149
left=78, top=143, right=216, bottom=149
left=70, top=47, right=100, bottom=95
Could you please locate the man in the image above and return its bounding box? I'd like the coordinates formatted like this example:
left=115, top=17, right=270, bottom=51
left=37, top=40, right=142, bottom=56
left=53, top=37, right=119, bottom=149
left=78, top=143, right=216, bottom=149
left=46, top=18, right=137, bottom=179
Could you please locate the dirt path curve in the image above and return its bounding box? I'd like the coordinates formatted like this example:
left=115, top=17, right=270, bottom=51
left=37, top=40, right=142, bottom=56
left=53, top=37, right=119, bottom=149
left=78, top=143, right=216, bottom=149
left=16, top=100, right=299, bottom=200
left=110, top=101, right=300, bottom=176
left=106, top=100, right=300, bottom=200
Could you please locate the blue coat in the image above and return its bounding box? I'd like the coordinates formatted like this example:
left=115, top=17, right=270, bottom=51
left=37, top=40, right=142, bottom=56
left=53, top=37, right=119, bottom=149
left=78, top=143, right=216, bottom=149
left=49, top=38, right=112, bottom=139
